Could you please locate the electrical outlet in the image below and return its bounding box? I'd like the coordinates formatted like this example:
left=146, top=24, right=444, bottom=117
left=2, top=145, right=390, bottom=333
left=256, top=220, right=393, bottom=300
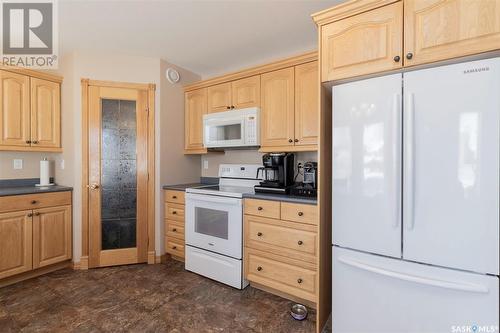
left=203, top=159, right=209, bottom=170
left=13, top=159, right=23, bottom=170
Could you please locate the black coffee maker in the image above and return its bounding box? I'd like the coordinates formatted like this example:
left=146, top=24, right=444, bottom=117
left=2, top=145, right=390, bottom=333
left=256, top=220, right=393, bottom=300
left=254, top=153, right=294, bottom=194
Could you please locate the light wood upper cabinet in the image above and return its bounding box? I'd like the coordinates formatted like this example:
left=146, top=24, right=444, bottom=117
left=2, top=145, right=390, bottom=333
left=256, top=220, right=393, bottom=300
left=232, top=75, right=260, bottom=109
left=404, top=0, right=500, bottom=66
left=295, top=62, right=319, bottom=146
left=321, top=2, right=403, bottom=82
left=33, top=205, right=72, bottom=269
left=31, top=78, right=61, bottom=148
left=0, top=71, right=30, bottom=147
left=261, top=68, right=295, bottom=148
left=185, top=88, right=207, bottom=152
left=207, top=83, right=231, bottom=113
left=0, top=210, right=32, bottom=280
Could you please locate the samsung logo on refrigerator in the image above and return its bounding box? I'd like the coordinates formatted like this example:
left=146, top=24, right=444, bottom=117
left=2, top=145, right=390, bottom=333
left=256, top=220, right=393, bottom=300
left=463, top=67, right=490, bottom=74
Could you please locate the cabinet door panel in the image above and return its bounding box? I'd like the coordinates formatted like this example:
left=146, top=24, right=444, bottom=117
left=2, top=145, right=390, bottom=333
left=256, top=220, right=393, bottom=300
left=207, top=83, right=231, bottom=113
left=33, top=205, right=72, bottom=269
left=185, top=88, right=207, bottom=152
left=405, top=0, right=500, bottom=66
left=261, top=68, right=295, bottom=147
left=31, top=78, right=60, bottom=148
left=0, top=210, right=32, bottom=279
left=321, top=2, right=403, bottom=81
left=232, top=75, right=260, bottom=109
left=0, top=71, right=30, bottom=146
left=295, top=62, right=319, bottom=146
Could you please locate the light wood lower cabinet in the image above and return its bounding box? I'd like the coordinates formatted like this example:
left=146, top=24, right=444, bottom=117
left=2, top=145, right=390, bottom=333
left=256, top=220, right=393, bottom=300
left=0, top=210, right=33, bottom=279
left=404, top=0, right=500, bottom=67
left=244, top=198, right=318, bottom=305
left=33, top=205, right=72, bottom=269
left=164, top=190, right=186, bottom=261
left=0, top=191, right=72, bottom=282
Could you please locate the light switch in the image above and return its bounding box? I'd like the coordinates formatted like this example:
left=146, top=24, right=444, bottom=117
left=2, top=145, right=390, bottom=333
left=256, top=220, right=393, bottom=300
left=60, top=159, right=65, bottom=170
left=203, top=159, right=209, bottom=170
left=13, top=159, right=23, bottom=170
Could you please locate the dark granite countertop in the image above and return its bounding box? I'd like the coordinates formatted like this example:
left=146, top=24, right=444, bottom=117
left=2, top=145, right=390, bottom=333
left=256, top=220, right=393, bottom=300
left=162, top=183, right=207, bottom=191
left=0, top=185, right=73, bottom=197
left=242, top=192, right=317, bottom=205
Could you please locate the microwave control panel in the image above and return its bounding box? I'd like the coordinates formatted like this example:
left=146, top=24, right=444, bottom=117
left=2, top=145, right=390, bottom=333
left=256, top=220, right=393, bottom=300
left=245, top=115, right=258, bottom=145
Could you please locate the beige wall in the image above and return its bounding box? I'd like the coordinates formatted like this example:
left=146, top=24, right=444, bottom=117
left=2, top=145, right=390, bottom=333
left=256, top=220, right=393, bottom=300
left=201, top=149, right=318, bottom=181
left=158, top=59, right=201, bottom=252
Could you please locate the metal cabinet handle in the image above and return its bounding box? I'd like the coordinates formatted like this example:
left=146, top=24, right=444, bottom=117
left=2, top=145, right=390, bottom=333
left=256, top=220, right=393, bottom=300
left=31, top=200, right=38, bottom=204
left=35, top=212, right=40, bottom=216
left=298, top=240, right=303, bottom=245
left=294, top=139, right=299, bottom=143
left=393, top=55, right=401, bottom=62
left=226, top=106, right=231, bottom=110
left=172, top=228, right=177, bottom=232
left=298, top=212, right=304, bottom=216
left=257, top=232, right=263, bottom=237
left=297, top=278, right=303, bottom=284
left=172, top=195, right=177, bottom=199
left=172, top=211, right=177, bottom=215
left=27, top=213, right=33, bottom=217
left=406, top=52, right=413, bottom=60
left=257, top=266, right=263, bottom=271
left=32, top=140, right=39, bottom=144
left=288, top=139, right=293, bottom=143
left=172, top=246, right=177, bottom=250
left=26, top=140, right=32, bottom=144
left=257, top=206, right=263, bottom=211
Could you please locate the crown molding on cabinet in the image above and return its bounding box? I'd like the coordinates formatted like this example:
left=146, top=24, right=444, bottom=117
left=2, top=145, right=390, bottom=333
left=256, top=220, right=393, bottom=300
left=184, top=51, right=317, bottom=92
left=0, top=64, right=63, bottom=83
left=311, top=0, right=397, bottom=26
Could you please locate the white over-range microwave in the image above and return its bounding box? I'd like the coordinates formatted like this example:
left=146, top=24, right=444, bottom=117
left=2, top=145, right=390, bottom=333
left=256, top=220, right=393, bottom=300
left=203, top=107, right=260, bottom=148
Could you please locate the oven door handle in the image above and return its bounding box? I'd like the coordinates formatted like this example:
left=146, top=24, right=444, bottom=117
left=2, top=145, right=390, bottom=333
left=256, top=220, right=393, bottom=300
left=187, top=193, right=242, bottom=205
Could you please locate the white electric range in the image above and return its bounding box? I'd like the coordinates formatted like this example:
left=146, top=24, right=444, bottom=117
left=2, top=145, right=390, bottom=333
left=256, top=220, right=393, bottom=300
left=185, top=164, right=262, bottom=289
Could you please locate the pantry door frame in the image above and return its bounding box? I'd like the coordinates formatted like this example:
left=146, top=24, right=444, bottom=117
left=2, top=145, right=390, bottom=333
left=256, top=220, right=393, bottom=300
left=80, top=79, right=156, bottom=269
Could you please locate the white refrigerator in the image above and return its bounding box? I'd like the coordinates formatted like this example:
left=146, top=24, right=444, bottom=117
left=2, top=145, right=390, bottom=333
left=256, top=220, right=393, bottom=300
left=332, top=58, right=500, bottom=333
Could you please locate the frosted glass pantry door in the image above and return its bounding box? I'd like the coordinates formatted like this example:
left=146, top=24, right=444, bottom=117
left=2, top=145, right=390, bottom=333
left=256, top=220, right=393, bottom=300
left=332, top=73, right=402, bottom=258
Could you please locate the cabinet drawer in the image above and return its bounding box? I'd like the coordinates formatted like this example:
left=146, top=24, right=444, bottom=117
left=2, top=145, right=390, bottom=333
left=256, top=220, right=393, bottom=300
left=281, top=202, right=318, bottom=225
left=246, top=249, right=317, bottom=302
left=166, top=220, right=184, bottom=240
left=244, top=199, right=280, bottom=219
left=165, top=190, right=185, bottom=204
left=0, top=191, right=71, bottom=214
left=166, top=238, right=185, bottom=258
left=165, top=203, right=184, bottom=222
left=245, top=216, right=317, bottom=263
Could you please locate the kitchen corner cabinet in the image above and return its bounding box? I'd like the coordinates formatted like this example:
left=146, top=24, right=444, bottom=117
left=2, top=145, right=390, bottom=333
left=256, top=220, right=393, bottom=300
left=0, top=69, right=62, bottom=151
left=404, top=0, right=500, bottom=67
left=320, top=2, right=403, bottom=82
left=184, top=88, right=208, bottom=154
left=260, top=62, right=319, bottom=152
left=207, top=75, right=261, bottom=113
left=0, top=191, right=72, bottom=282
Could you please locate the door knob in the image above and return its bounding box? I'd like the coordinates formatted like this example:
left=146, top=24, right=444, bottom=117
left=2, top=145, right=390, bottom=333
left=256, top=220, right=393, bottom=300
left=88, top=183, right=100, bottom=190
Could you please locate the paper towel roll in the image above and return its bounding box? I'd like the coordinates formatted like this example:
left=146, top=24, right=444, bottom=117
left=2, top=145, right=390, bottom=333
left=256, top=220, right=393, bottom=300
left=40, top=158, right=50, bottom=186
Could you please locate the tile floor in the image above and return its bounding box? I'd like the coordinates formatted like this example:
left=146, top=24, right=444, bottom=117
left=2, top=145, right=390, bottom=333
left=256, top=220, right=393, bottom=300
left=0, top=260, right=319, bottom=332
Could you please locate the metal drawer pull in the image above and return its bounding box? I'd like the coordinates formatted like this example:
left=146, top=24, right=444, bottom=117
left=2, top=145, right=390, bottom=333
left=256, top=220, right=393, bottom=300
left=172, top=211, right=177, bottom=215
left=298, top=240, right=303, bottom=245
left=257, top=232, right=263, bottom=237
left=297, top=278, right=303, bottom=284
left=298, top=212, right=304, bottom=216
left=172, top=246, right=177, bottom=250
left=257, top=206, right=263, bottom=211
left=26, top=140, right=32, bottom=144
left=27, top=213, right=33, bottom=217
left=257, top=266, right=263, bottom=271
left=35, top=212, right=40, bottom=216
left=31, top=200, right=38, bottom=204
left=172, top=228, right=177, bottom=232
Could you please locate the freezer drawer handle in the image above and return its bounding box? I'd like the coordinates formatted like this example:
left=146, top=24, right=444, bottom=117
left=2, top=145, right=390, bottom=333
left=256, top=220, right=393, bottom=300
left=338, top=256, right=489, bottom=294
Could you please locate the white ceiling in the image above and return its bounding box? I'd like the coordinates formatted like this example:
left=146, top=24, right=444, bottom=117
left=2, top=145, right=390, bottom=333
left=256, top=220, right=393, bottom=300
left=59, top=0, right=343, bottom=78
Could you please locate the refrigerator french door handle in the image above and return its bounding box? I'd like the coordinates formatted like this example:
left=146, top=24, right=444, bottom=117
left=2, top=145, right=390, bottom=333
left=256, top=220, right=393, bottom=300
left=405, top=92, right=416, bottom=230
left=338, top=256, right=489, bottom=294
left=392, top=93, right=402, bottom=229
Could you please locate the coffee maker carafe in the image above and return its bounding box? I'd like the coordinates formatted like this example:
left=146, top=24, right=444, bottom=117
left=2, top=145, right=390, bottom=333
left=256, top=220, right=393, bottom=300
left=255, top=153, right=294, bottom=194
